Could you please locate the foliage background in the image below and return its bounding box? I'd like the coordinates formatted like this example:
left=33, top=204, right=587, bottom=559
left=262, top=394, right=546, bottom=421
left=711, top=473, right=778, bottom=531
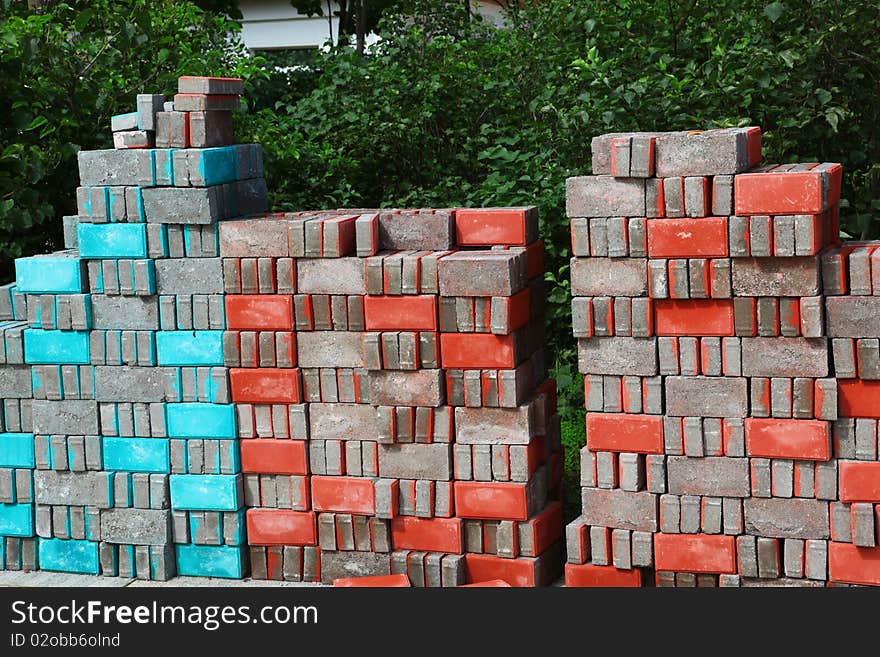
left=2, top=0, right=879, bottom=510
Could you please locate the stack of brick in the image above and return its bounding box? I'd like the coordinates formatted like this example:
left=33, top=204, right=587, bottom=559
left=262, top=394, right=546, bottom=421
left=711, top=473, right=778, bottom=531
left=563, top=128, right=859, bottom=587
left=0, top=284, right=35, bottom=572
left=823, top=244, right=880, bottom=586
left=6, top=75, right=268, bottom=579
left=221, top=207, right=564, bottom=585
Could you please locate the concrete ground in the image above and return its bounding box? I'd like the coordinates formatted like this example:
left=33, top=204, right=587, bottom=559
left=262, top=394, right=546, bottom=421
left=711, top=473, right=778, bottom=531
left=0, top=571, right=323, bottom=587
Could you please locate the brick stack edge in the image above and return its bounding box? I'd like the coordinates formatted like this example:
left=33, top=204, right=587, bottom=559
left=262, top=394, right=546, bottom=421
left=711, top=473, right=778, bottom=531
left=0, top=77, right=565, bottom=586
left=564, top=127, right=880, bottom=588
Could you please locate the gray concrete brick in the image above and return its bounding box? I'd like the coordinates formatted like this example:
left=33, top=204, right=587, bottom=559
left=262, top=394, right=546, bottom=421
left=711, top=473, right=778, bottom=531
left=744, top=498, right=829, bottom=539
left=566, top=176, right=646, bottom=217
left=667, top=456, right=750, bottom=497
left=665, top=376, right=748, bottom=417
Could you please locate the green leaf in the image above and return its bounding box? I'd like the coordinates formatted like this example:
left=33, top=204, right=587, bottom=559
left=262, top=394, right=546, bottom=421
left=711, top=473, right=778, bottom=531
left=815, top=88, right=832, bottom=104
left=25, top=116, right=48, bottom=131
left=764, top=2, right=784, bottom=22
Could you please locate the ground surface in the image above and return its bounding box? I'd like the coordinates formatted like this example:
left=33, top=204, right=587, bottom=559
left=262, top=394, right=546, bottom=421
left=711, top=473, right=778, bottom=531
left=0, top=571, right=323, bottom=587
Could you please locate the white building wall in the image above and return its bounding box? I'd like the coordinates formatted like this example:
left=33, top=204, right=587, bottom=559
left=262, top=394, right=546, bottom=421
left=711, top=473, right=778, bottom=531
left=238, top=0, right=341, bottom=49
left=237, top=0, right=509, bottom=51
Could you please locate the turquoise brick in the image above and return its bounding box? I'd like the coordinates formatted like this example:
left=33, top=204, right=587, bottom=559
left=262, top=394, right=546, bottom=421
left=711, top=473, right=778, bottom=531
left=38, top=538, right=100, bottom=574
left=77, top=223, right=148, bottom=258
left=166, top=403, right=236, bottom=438
left=23, top=329, right=90, bottom=364
left=199, top=146, right=239, bottom=186
left=0, top=434, right=35, bottom=469
left=0, top=504, right=33, bottom=537
left=169, top=474, right=241, bottom=511
left=155, top=331, right=225, bottom=366
left=175, top=544, right=245, bottom=579
left=103, top=437, right=169, bottom=473
left=15, top=255, right=84, bottom=294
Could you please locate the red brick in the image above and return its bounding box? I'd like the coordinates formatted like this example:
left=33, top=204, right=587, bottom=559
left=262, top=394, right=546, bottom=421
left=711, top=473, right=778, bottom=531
left=536, top=378, right=557, bottom=416
left=828, top=542, right=880, bottom=586
left=745, top=418, right=831, bottom=461
left=746, top=127, right=763, bottom=168
left=506, top=288, right=533, bottom=332
left=225, top=295, right=294, bottom=330
left=363, top=295, right=438, bottom=331
left=390, top=516, right=464, bottom=554
left=333, top=574, right=411, bottom=587
left=838, top=380, right=880, bottom=418
left=454, top=207, right=535, bottom=246
left=230, top=368, right=302, bottom=404
left=454, top=481, right=529, bottom=521
left=520, top=501, right=564, bottom=557
left=464, top=554, right=539, bottom=587
left=647, top=217, right=729, bottom=258
left=246, top=509, right=316, bottom=546
left=440, top=333, right=516, bottom=369
left=458, top=579, right=512, bottom=587
left=654, top=534, right=736, bottom=573
left=564, top=563, right=643, bottom=587
left=654, top=299, right=735, bottom=336
left=586, top=413, right=664, bottom=454
left=240, top=439, right=308, bottom=475
left=523, top=240, right=544, bottom=279
left=311, top=476, right=376, bottom=515
left=734, top=164, right=842, bottom=214
left=839, top=462, right=880, bottom=502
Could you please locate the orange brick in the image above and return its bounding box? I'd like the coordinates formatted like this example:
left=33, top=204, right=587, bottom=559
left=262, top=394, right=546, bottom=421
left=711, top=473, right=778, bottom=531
left=519, top=501, right=563, bottom=557
left=647, top=217, right=729, bottom=258
left=333, top=574, right=411, bottom=587
left=828, top=542, right=880, bottom=586
left=734, top=163, right=842, bottom=215
left=390, top=516, right=464, bottom=554
left=585, top=413, right=664, bottom=454
left=458, top=579, right=513, bottom=587
left=363, top=295, right=438, bottom=331
left=464, top=553, right=539, bottom=587
left=230, top=368, right=302, bottom=403
left=839, top=462, right=880, bottom=502
left=240, top=439, right=308, bottom=475
left=225, top=295, right=294, bottom=330
left=440, top=333, right=516, bottom=369
left=744, top=418, right=831, bottom=461
left=654, top=534, right=736, bottom=573
left=454, top=481, right=529, bottom=521
left=454, top=207, right=536, bottom=246
left=838, top=380, right=880, bottom=418
left=246, top=509, right=316, bottom=546
left=654, top=299, right=735, bottom=336
left=564, top=563, right=643, bottom=587
left=311, top=476, right=376, bottom=515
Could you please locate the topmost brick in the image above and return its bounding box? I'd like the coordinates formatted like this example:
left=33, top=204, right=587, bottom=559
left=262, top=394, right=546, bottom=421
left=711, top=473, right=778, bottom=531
left=592, top=128, right=761, bottom=178
left=654, top=127, right=761, bottom=177
left=177, top=76, right=244, bottom=96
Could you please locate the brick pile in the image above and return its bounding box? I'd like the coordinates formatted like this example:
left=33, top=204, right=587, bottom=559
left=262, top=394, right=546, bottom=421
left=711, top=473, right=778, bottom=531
left=0, top=75, right=563, bottom=585
left=562, top=127, right=879, bottom=587
left=1, top=76, right=267, bottom=579
left=224, top=206, right=564, bottom=585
